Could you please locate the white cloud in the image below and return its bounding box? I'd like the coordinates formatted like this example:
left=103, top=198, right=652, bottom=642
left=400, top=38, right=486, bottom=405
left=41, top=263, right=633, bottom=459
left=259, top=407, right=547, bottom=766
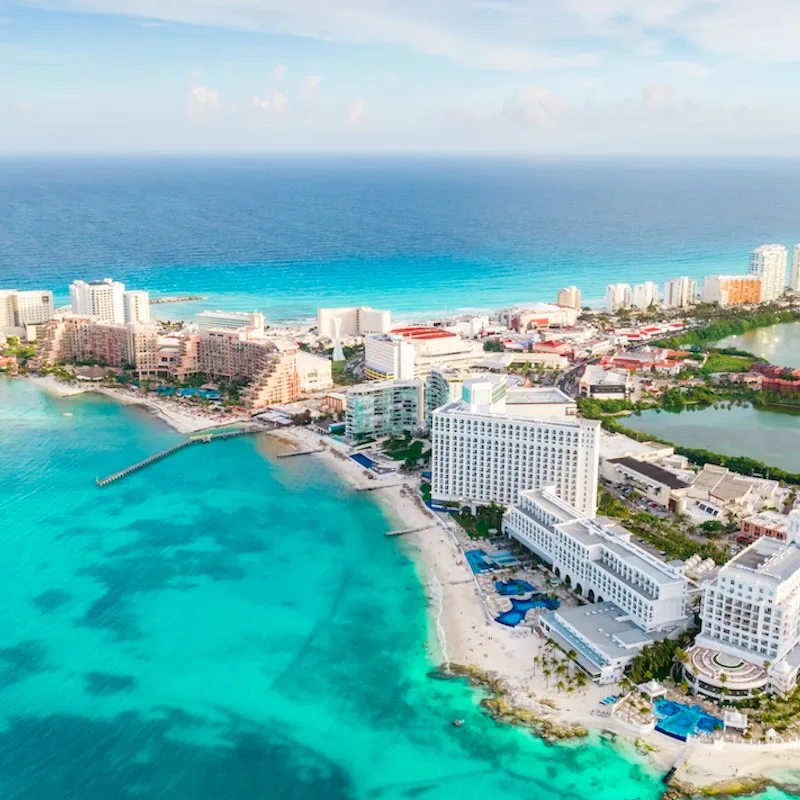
left=187, top=83, right=220, bottom=122
left=662, top=60, right=713, bottom=78
left=252, top=91, right=287, bottom=114
left=348, top=99, right=365, bottom=124
left=303, top=75, right=321, bottom=100
left=501, top=86, right=564, bottom=128
left=272, top=63, right=285, bottom=81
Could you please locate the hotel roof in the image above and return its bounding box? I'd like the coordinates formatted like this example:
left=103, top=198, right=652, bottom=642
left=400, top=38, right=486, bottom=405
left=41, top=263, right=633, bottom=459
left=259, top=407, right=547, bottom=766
left=390, top=326, right=457, bottom=341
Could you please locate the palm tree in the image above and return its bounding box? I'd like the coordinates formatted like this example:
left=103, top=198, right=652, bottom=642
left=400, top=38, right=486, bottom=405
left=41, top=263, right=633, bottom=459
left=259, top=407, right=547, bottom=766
left=533, top=655, right=540, bottom=676
left=556, top=680, right=566, bottom=694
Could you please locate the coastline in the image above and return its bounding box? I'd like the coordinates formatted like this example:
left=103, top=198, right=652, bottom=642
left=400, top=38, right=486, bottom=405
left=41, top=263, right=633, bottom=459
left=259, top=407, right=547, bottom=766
left=16, top=377, right=800, bottom=795
left=24, top=375, right=253, bottom=435
left=268, top=425, right=800, bottom=797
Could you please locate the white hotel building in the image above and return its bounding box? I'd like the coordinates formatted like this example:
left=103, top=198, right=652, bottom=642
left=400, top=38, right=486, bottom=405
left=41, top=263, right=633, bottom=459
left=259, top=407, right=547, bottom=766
left=686, top=513, right=800, bottom=698
left=70, top=278, right=126, bottom=324
left=749, top=244, right=788, bottom=302
left=503, top=486, right=689, bottom=682
left=431, top=379, right=600, bottom=517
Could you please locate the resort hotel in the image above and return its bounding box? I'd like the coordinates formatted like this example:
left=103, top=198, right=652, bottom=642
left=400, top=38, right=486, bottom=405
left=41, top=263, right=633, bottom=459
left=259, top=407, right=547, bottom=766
left=503, top=486, right=690, bottom=684
left=686, top=512, right=800, bottom=699
left=431, top=378, right=600, bottom=517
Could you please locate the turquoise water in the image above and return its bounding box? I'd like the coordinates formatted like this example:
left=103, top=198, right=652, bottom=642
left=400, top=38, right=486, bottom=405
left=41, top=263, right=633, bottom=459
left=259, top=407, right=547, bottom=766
left=717, top=322, right=800, bottom=369
left=624, top=406, right=800, bottom=473
left=0, top=378, right=668, bottom=799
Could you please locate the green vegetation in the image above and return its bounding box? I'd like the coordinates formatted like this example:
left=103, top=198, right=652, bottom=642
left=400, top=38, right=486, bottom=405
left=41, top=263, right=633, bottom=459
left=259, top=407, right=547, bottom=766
left=331, top=360, right=357, bottom=385
left=597, top=489, right=729, bottom=563
left=382, top=435, right=430, bottom=468
left=626, top=631, right=696, bottom=684
left=420, top=481, right=431, bottom=503
left=1, top=336, right=36, bottom=364
left=483, top=338, right=504, bottom=352
left=657, top=308, right=800, bottom=351
left=701, top=352, right=757, bottom=374
left=454, top=502, right=505, bottom=539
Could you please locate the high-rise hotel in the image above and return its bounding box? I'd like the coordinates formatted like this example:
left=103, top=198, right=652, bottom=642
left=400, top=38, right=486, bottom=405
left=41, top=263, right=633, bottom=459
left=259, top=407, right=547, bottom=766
left=431, top=378, right=600, bottom=517
left=749, top=244, right=788, bottom=302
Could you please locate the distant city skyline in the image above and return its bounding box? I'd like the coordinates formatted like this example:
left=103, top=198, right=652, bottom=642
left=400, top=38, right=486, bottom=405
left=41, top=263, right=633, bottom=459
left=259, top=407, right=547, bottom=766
left=1, top=0, right=800, bottom=154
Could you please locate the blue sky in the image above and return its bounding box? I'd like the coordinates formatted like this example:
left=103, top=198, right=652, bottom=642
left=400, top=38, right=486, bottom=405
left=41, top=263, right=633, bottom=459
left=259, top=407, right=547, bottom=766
left=1, top=0, right=799, bottom=153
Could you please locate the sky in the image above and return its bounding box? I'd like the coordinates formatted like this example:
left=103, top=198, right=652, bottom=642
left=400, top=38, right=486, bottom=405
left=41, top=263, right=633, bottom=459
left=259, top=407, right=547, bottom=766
left=1, top=0, right=800, bottom=154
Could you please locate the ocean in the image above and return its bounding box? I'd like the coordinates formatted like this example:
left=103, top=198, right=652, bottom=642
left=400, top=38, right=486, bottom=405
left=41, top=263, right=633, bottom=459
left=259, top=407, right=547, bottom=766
left=3, top=157, right=799, bottom=798
left=2, top=156, right=800, bottom=321
left=0, top=378, right=664, bottom=800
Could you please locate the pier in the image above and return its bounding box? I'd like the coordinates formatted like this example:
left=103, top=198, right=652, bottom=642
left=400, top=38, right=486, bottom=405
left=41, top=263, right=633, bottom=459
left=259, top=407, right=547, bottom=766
left=662, top=745, right=694, bottom=784
left=385, top=525, right=437, bottom=537
left=96, top=429, right=258, bottom=487
left=275, top=448, right=325, bottom=459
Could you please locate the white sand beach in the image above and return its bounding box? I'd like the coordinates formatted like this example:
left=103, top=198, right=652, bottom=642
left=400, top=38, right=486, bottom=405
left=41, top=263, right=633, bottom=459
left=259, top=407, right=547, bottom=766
left=270, top=425, right=800, bottom=793
left=92, top=387, right=253, bottom=434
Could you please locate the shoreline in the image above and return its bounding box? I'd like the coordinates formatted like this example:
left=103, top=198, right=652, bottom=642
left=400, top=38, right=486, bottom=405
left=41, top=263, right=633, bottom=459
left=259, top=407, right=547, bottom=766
left=269, top=426, right=800, bottom=797
left=15, top=377, right=800, bottom=795
left=24, top=375, right=253, bottom=435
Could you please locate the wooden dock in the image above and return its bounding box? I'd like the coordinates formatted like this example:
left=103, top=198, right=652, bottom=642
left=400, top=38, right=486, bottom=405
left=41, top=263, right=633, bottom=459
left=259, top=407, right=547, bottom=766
left=96, top=429, right=257, bottom=487
left=355, top=482, right=405, bottom=492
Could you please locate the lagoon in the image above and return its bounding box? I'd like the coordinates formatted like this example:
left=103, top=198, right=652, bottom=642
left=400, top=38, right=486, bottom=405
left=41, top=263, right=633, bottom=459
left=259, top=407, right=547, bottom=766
left=717, top=322, right=800, bottom=369
left=623, top=405, right=800, bottom=474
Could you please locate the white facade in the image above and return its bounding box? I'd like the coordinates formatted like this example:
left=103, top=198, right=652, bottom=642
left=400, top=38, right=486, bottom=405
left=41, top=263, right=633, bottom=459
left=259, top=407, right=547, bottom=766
left=0, top=291, right=16, bottom=331
left=296, top=350, right=334, bottom=393
left=749, top=244, right=788, bottom=302
left=632, top=282, right=659, bottom=309
left=663, top=277, right=697, bottom=309
left=195, top=310, right=265, bottom=333
left=431, top=383, right=600, bottom=516
left=689, top=513, right=800, bottom=697
left=123, top=290, right=151, bottom=324
left=364, top=334, right=417, bottom=380
left=504, top=487, right=689, bottom=632
left=317, top=306, right=391, bottom=338
left=0, top=289, right=54, bottom=331
left=791, top=245, right=800, bottom=293
left=70, top=278, right=126, bottom=323
left=605, top=283, right=632, bottom=314
left=557, top=286, right=582, bottom=309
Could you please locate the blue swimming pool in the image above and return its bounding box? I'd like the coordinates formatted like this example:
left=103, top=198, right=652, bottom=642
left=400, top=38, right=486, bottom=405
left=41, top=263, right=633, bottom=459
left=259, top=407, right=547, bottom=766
left=465, top=550, right=494, bottom=574
left=495, top=579, right=536, bottom=596
left=495, top=595, right=560, bottom=627
left=653, top=697, right=722, bottom=741
left=351, top=453, right=376, bottom=469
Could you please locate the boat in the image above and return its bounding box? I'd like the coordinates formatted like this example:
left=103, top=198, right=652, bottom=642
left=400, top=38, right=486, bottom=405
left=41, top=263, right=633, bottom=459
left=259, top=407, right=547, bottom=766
left=452, top=719, right=464, bottom=727
left=62, top=412, right=73, bottom=417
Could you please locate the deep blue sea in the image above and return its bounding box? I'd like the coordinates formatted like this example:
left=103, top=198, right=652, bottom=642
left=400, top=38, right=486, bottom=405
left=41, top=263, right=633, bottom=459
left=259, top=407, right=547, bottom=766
left=1, top=156, right=800, bottom=321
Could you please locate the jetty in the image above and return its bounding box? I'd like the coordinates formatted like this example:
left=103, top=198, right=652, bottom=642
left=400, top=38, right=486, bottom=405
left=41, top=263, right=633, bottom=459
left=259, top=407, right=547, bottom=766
left=275, top=448, right=325, bottom=459
left=386, top=525, right=437, bottom=537
left=663, top=745, right=694, bottom=784
left=96, top=429, right=257, bottom=487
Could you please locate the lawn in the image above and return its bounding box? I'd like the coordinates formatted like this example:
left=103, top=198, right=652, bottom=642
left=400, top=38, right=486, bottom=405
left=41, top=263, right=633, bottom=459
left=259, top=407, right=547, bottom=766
left=701, top=353, right=757, bottom=374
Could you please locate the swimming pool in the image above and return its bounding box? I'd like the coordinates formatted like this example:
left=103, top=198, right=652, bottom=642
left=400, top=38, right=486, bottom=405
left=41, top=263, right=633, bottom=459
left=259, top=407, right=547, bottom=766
left=495, top=579, right=536, bottom=596
left=495, top=595, right=560, bottom=627
left=465, top=550, right=494, bottom=574
left=351, top=453, right=377, bottom=469
left=653, top=697, right=722, bottom=741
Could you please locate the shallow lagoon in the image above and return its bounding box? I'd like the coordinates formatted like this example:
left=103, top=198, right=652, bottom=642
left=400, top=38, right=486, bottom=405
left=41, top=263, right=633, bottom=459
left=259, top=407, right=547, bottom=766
left=623, top=405, right=800, bottom=474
